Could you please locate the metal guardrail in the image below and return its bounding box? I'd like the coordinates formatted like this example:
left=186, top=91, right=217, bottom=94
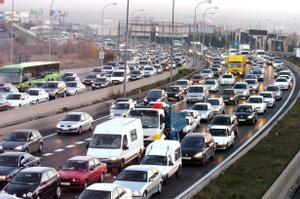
left=175, top=62, right=299, bottom=199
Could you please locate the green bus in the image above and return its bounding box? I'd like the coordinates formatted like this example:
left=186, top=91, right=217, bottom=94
left=0, top=61, right=60, bottom=91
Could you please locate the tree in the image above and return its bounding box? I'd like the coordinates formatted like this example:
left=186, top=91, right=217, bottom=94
left=104, top=51, right=116, bottom=64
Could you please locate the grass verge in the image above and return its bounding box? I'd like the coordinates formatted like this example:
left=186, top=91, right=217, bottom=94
left=194, top=76, right=300, bottom=198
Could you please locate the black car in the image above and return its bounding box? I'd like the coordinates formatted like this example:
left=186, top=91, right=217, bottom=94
left=129, top=70, right=143, bottom=81
left=166, top=86, right=184, bottom=101
left=234, top=104, right=257, bottom=124
left=82, top=73, right=100, bottom=86
left=181, top=133, right=215, bottom=165
left=0, top=152, right=40, bottom=188
left=0, top=130, right=43, bottom=154
left=144, top=89, right=167, bottom=103
left=221, top=89, right=238, bottom=105
left=91, top=77, right=110, bottom=90
left=3, top=167, right=61, bottom=199
left=208, top=115, right=239, bottom=135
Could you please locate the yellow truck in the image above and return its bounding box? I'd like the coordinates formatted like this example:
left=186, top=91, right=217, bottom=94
left=227, top=55, right=247, bottom=77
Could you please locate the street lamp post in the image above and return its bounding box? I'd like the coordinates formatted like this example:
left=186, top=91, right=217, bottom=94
left=170, top=0, right=175, bottom=83
left=10, top=0, right=14, bottom=63
left=202, top=6, right=218, bottom=53
left=101, top=2, right=117, bottom=36
left=48, top=0, right=55, bottom=61
left=123, top=0, right=130, bottom=97
left=192, top=0, right=212, bottom=69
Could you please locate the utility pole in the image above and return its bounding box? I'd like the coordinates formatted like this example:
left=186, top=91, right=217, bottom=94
left=48, top=0, right=55, bottom=61
left=170, top=0, right=175, bottom=83
left=123, top=0, right=130, bottom=97
left=117, top=21, right=121, bottom=61
left=10, top=0, right=14, bottom=63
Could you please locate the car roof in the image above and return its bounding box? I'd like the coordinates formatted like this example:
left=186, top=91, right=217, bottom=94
left=68, top=156, right=93, bottom=161
left=86, top=183, right=120, bottom=191
left=124, top=165, right=154, bottom=172
left=67, top=112, right=85, bottom=115
left=20, top=167, right=53, bottom=173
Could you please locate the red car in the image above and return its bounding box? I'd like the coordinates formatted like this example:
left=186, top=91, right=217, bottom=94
left=59, top=156, right=107, bottom=189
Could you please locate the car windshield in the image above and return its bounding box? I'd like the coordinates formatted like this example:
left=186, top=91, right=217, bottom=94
left=202, top=70, right=211, bottom=74
left=266, top=86, right=279, bottom=91
left=117, top=170, right=147, bottom=182
left=79, top=190, right=111, bottom=199
left=33, top=83, right=44, bottom=88
left=245, top=75, right=256, bottom=79
left=192, top=75, right=202, bottom=80
left=11, top=172, right=40, bottom=185
left=43, top=82, right=58, bottom=89
left=237, top=106, right=252, bottom=113
left=0, top=156, right=19, bottom=167
left=112, top=72, right=124, bottom=77
left=62, top=114, right=81, bottom=121
left=129, top=110, right=159, bottom=128
left=114, top=103, right=130, bottom=110
left=188, top=87, right=203, bottom=93
left=96, top=78, right=107, bottom=83
left=249, top=98, right=263, bottom=103
left=207, top=99, right=219, bottom=106
left=5, top=132, right=28, bottom=142
left=63, top=77, right=75, bottom=82
left=66, top=82, right=77, bottom=87
left=192, top=104, right=208, bottom=111
left=205, top=80, right=215, bottom=85
left=234, top=84, right=246, bottom=89
left=62, top=73, right=73, bottom=78
left=6, top=94, right=21, bottom=100
left=276, top=78, right=287, bottom=82
left=210, top=117, right=231, bottom=125
left=252, top=70, right=262, bottom=75
left=181, top=136, right=204, bottom=148
left=130, top=71, right=140, bottom=75
left=222, top=75, right=233, bottom=78
left=62, top=160, right=87, bottom=171
left=177, top=81, right=188, bottom=85
left=0, top=87, right=10, bottom=93
left=167, top=87, right=179, bottom=92
left=246, top=80, right=256, bottom=84
left=89, top=134, right=122, bottom=149
left=141, top=155, right=167, bottom=166
left=275, top=59, right=282, bottom=63
left=146, top=91, right=161, bottom=99
left=26, top=90, right=39, bottom=96
left=260, top=93, right=272, bottom=98
left=144, top=67, right=153, bottom=71
left=103, top=66, right=112, bottom=70
left=209, top=129, right=227, bottom=137
left=86, top=74, right=97, bottom=79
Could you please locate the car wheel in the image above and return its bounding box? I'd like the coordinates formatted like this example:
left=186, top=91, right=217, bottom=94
left=55, top=186, right=61, bottom=198
left=83, top=181, right=88, bottom=189
left=78, top=127, right=82, bottom=135
left=57, top=131, right=61, bottom=135
left=136, top=152, right=142, bottom=163
left=252, top=118, right=256, bottom=125
left=158, top=182, right=163, bottom=193
left=210, top=150, right=215, bottom=160
left=38, top=143, right=43, bottom=153
left=226, top=144, right=229, bottom=151
left=36, top=100, right=39, bottom=104
left=75, top=91, right=78, bottom=95
left=142, top=192, right=147, bottom=199
left=54, top=94, right=57, bottom=99
left=175, top=167, right=181, bottom=177
left=99, top=173, right=104, bottom=182
left=89, top=123, right=94, bottom=131
left=63, top=92, right=66, bottom=98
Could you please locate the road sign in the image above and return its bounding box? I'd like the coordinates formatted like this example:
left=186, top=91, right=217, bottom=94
left=30, top=9, right=43, bottom=16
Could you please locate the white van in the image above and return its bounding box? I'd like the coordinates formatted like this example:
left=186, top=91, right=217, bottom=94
left=87, top=118, right=144, bottom=170
left=140, top=140, right=182, bottom=183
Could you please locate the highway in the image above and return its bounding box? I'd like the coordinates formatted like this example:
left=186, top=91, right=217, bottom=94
left=21, top=63, right=299, bottom=199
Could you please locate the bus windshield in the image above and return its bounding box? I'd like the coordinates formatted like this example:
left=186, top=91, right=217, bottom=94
left=0, top=69, right=21, bottom=84
left=228, top=62, right=241, bottom=68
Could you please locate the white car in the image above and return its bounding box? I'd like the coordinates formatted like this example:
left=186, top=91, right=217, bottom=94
left=26, top=88, right=49, bottom=104
left=115, top=165, right=163, bottom=199
left=209, top=126, right=235, bottom=150
left=186, top=85, right=208, bottom=103
left=183, top=115, right=198, bottom=133
left=274, top=77, right=290, bottom=90
left=153, top=64, right=163, bottom=74
left=144, top=65, right=157, bottom=77
left=56, top=112, right=94, bottom=135
left=200, top=69, right=214, bottom=79
left=181, top=109, right=201, bottom=127
left=245, top=79, right=259, bottom=93
left=204, top=79, right=219, bottom=92
left=219, top=73, right=235, bottom=85
left=260, top=91, right=275, bottom=108
left=110, top=101, right=135, bottom=117
left=207, top=98, right=225, bottom=115
left=272, top=58, right=284, bottom=68
left=247, top=95, right=267, bottom=114
left=191, top=102, right=215, bottom=122
left=6, top=93, right=31, bottom=108
left=79, top=183, right=132, bottom=199
left=233, top=82, right=250, bottom=98
left=102, top=65, right=115, bottom=73
left=265, top=85, right=282, bottom=100
left=111, top=70, right=129, bottom=84
left=65, top=81, right=86, bottom=96
left=176, top=79, right=191, bottom=92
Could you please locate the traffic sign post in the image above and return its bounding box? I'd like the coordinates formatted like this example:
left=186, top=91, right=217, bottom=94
left=99, top=51, right=104, bottom=66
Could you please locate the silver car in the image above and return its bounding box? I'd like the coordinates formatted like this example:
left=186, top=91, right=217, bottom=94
left=65, top=81, right=86, bottom=96
left=56, top=112, right=94, bottom=135
left=187, top=85, right=208, bottom=103
left=115, top=165, right=163, bottom=199
left=207, top=98, right=225, bottom=115
left=264, top=85, right=282, bottom=100
left=204, top=79, right=219, bottom=93
left=233, top=82, right=250, bottom=99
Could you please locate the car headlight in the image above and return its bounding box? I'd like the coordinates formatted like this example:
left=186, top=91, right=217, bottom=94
left=27, top=192, right=33, bottom=197
left=133, top=191, right=142, bottom=196
left=56, top=124, right=60, bottom=128
left=175, top=94, right=179, bottom=97
left=230, top=97, right=234, bottom=100
left=194, top=152, right=203, bottom=158
left=15, top=145, right=23, bottom=150
left=0, top=176, right=7, bottom=181
left=0, top=145, right=3, bottom=150
left=1, top=190, right=7, bottom=194
left=247, top=115, right=253, bottom=119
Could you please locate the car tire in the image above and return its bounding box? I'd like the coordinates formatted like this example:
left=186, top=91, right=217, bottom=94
left=75, top=91, right=78, bottom=95
left=163, top=175, right=169, bottom=185
left=210, top=150, right=215, bottom=160
left=55, top=186, right=61, bottom=199
left=158, top=182, right=163, bottom=193
left=202, top=155, right=206, bottom=166
left=99, top=173, right=104, bottom=182
left=38, top=143, right=43, bottom=153
left=78, top=127, right=82, bottom=135
left=89, top=123, right=94, bottom=132
left=136, top=152, right=142, bottom=163
left=36, top=100, right=39, bottom=104
left=226, top=144, right=229, bottom=151
left=142, top=192, right=147, bottom=199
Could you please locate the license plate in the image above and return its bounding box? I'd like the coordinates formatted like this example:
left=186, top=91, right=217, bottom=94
left=239, top=119, right=246, bottom=121
left=182, top=157, right=191, bottom=160
left=60, top=182, right=70, bottom=186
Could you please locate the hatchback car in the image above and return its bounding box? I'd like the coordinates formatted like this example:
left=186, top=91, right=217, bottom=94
left=143, top=66, right=157, bottom=77
left=264, top=85, right=282, bottom=100
left=233, top=82, right=250, bottom=99
left=66, top=81, right=86, bottom=96
left=176, top=79, right=191, bottom=92
left=3, top=167, right=61, bottom=199
left=26, top=88, right=49, bottom=104
left=181, top=133, right=215, bottom=165
left=247, top=95, right=267, bottom=114
left=208, top=115, right=238, bottom=135
left=219, top=73, right=235, bottom=85
left=274, top=77, right=290, bottom=90
left=191, top=103, right=214, bottom=122
left=204, top=79, right=219, bottom=93
left=209, top=126, right=235, bottom=150
left=245, top=79, right=259, bottom=93
left=200, top=69, right=214, bottom=79
left=260, top=92, right=275, bottom=108
left=234, top=104, right=257, bottom=124
left=6, top=93, right=31, bottom=108
left=0, top=130, right=43, bottom=153
left=59, top=156, right=107, bottom=189
left=207, top=98, right=225, bottom=115
left=56, top=112, right=94, bottom=135
left=115, top=165, right=163, bottom=199
left=110, top=101, right=135, bottom=117
left=191, top=74, right=205, bottom=85
left=129, top=70, right=143, bottom=81
left=166, top=85, right=185, bottom=101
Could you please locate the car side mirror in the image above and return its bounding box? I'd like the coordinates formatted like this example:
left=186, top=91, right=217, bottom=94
left=90, top=167, right=94, bottom=171
left=168, top=160, right=174, bottom=166
left=86, top=142, right=90, bottom=149
left=122, top=145, right=128, bottom=150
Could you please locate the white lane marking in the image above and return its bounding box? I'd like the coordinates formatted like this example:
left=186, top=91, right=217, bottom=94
left=75, top=141, right=85, bottom=145
left=42, top=153, right=53, bottom=157
left=94, top=115, right=110, bottom=122
left=54, top=148, right=64, bottom=152
left=65, top=145, right=75, bottom=148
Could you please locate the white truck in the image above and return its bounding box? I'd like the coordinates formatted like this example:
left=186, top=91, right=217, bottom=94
left=239, top=44, right=250, bottom=55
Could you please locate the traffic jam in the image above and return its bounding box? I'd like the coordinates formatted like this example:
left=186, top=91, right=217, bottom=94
left=0, top=48, right=294, bottom=199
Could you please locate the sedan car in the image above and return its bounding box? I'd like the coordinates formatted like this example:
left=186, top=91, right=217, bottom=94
left=92, top=77, right=110, bottom=90
left=247, top=95, right=267, bottom=114
left=191, top=103, right=214, bottom=122
left=219, top=73, right=235, bottom=85
left=0, top=152, right=40, bottom=187
left=129, top=70, right=143, bottom=81
left=208, top=115, right=238, bottom=135
left=79, top=183, right=132, bottom=199
left=209, top=126, right=235, bottom=150
left=143, top=66, right=157, bottom=77
left=176, top=79, right=191, bottom=92
left=191, top=74, right=205, bottom=85
left=115, top=165, right=163, bottom=199
left=245, top=79, right=259, bottom=93
left=233, top=82, right=250, bottom=99
left=260, top=92, right=275, bottom=108
left=181, top=133, right=215, bottom=165
left=204, top=79, right=219, bottom=93
left=264, top=85, right=282, bottom=100
left=82, top=72, right=101, bottom=86
left=153, top=64, right=163, bottom=74
left=274, top=77, right=290, bottom=90
left=3, top=167, right=61, bottom=199
left=56, top=112, right=94, bottom=135
left=221, top=89, right=238, bottom=105
left=0, top=130, right=43, bottom=153
left=200, top=69, right=214, bottom=79
left=166, top=85, right=185, bottom=101
left=65, top=81, right=86, bottom=96
left=6, top=93, right=31, bottom=108
left=59, top=156, right=107, bottom=189
left=110, top=101, right=135, bottom=117
left=144, top=89, right=168, bottom=103
left=207, top=98, right=225, bottom=115
left=234, top=104, right=257, bottom=124
left=186, top=85, right=208, bottom=103
left=26, top=88, right=49, bottom=104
